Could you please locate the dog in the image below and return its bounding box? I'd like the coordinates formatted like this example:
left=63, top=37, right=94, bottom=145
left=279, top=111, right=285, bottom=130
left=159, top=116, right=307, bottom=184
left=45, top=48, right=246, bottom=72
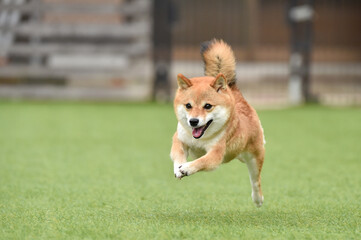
left=170, top=39, right=265, bottom=207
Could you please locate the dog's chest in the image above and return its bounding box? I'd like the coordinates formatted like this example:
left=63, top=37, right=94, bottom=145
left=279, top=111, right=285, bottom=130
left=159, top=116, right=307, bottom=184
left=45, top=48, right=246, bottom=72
left=188, top=147, right=207, bottom=159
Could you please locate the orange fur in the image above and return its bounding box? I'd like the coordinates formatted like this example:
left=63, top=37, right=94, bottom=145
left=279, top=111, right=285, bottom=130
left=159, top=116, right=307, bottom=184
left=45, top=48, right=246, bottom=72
left=170, top=40, right=265, bottom=207
left=202, top=39, right=236, bottom=86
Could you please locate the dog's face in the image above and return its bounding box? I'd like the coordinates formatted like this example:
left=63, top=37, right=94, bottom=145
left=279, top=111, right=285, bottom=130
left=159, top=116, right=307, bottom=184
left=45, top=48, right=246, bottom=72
left=174, top=74, right=234, bottom=140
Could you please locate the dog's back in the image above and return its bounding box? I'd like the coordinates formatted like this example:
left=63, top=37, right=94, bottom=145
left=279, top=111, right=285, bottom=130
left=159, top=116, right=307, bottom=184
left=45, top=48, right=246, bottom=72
left=201, top=40, right=264, bottom=155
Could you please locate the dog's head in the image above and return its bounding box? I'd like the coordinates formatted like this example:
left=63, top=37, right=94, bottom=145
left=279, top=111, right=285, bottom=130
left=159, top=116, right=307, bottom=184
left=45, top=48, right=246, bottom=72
left=174, top=73, right=234, bottom=139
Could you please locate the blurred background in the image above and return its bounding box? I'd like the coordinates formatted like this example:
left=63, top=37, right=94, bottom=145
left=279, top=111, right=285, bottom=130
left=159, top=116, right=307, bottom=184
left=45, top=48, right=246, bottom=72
left=0, top=0, right=360, bottom=107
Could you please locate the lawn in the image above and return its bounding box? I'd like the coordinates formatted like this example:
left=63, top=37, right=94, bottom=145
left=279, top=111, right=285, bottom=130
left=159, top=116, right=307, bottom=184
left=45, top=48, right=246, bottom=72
left=0, top=102, right=360, bottom=239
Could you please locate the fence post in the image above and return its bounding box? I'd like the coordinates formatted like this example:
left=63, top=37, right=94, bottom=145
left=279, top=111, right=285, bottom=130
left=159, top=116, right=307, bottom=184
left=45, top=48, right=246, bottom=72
left=152, top=0, right=173, bottom=102
left=288, top=0, right=314, bottom=104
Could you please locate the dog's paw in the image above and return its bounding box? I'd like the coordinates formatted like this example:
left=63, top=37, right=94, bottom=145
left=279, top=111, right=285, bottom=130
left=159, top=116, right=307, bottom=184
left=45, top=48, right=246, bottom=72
left=252, top=191, right=264, bottom=208
left=173, top=162, right=197, bottom=179
left=178, top=162, right=197, bottom=178
left=174, top=163, right=184, bottom=179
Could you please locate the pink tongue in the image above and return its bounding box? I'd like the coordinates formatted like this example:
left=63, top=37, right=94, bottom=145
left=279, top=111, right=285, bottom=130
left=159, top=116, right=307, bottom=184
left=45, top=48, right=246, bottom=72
left=192, top=127, right=204, bottom=138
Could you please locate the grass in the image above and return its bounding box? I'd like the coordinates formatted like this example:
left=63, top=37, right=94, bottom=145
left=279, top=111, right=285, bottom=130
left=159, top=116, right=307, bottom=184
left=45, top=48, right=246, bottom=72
left=0, top=101, right=360, bottom=239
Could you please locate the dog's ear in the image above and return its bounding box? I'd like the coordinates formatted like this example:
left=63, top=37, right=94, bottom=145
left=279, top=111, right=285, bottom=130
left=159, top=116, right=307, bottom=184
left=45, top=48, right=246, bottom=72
left=177, top=74, right=192, bottom=89
left=212, top=73, right=227, bottom=92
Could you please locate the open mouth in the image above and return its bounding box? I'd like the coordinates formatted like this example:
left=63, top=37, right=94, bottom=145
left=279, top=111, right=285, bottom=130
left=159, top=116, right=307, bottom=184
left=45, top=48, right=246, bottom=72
left=192, top=120, right=213, bottom=139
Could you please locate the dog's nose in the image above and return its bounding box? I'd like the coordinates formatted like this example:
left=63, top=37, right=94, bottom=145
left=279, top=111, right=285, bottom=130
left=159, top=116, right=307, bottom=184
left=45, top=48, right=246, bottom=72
left=189, top=118, right=199, bottom=127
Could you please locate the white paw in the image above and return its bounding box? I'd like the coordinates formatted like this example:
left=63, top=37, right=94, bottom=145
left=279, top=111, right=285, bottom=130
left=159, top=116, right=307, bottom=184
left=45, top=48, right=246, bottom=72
left=173, top=162, right=197, bottom=179
left=252, top=191, right=264, bottom=208
left=173, top=163, right=183, bottom=179
left=178, top=162, right=197, bottom=178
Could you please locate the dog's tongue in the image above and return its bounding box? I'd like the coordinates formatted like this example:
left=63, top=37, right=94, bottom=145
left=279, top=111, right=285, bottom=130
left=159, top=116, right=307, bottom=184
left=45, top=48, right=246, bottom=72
left=192, top=127, right=204, bottom=138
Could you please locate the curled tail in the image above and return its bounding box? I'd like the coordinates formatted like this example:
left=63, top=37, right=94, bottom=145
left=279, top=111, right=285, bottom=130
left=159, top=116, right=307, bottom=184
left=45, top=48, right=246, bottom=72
left=200, top=39, right=236, bottom=87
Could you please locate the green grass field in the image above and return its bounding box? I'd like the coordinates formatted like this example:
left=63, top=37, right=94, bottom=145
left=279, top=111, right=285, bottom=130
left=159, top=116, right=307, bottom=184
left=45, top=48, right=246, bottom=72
left=0, top=102, right=360, bottom=239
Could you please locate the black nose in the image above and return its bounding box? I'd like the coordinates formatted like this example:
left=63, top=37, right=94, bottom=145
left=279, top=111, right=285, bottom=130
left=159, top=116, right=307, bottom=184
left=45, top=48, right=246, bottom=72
left=189, top=118, right=199, bottom=127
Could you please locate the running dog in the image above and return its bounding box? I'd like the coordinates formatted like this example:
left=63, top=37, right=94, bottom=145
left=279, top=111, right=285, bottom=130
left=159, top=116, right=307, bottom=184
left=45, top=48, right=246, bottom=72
left=170, top=39, right=265, bottom=207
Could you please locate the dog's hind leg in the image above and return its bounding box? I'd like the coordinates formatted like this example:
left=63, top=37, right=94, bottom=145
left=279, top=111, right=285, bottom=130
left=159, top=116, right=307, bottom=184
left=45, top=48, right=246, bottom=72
left=241, top=152, right=264, bottom=207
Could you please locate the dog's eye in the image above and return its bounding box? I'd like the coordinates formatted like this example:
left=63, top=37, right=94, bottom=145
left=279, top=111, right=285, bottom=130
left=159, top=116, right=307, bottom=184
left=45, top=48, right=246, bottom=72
left=204, top=103, right=213, bottom=110
left=185, top=103, right=192, bottom=109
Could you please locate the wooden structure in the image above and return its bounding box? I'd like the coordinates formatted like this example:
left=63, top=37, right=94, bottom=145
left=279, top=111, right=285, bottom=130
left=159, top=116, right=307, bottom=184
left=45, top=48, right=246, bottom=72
left=0, top=0, right=151, bottom=100
left=0, top=0, right=360, bottom=105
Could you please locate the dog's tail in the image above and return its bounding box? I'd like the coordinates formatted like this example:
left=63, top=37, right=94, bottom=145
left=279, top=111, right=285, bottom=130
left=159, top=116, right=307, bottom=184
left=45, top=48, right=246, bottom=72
left=200, top=39, right=236, bottom=87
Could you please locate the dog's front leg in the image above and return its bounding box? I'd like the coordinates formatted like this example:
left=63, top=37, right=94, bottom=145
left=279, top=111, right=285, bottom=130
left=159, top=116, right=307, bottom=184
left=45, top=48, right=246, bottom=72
left=170, top=132, right=188, bottom=179
left=178, top=142, right=226, bottom=178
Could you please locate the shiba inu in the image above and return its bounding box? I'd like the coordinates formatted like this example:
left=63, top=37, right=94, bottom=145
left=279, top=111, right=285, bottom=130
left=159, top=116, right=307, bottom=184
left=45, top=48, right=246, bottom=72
left=170, top=39, right=265, bottom=207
